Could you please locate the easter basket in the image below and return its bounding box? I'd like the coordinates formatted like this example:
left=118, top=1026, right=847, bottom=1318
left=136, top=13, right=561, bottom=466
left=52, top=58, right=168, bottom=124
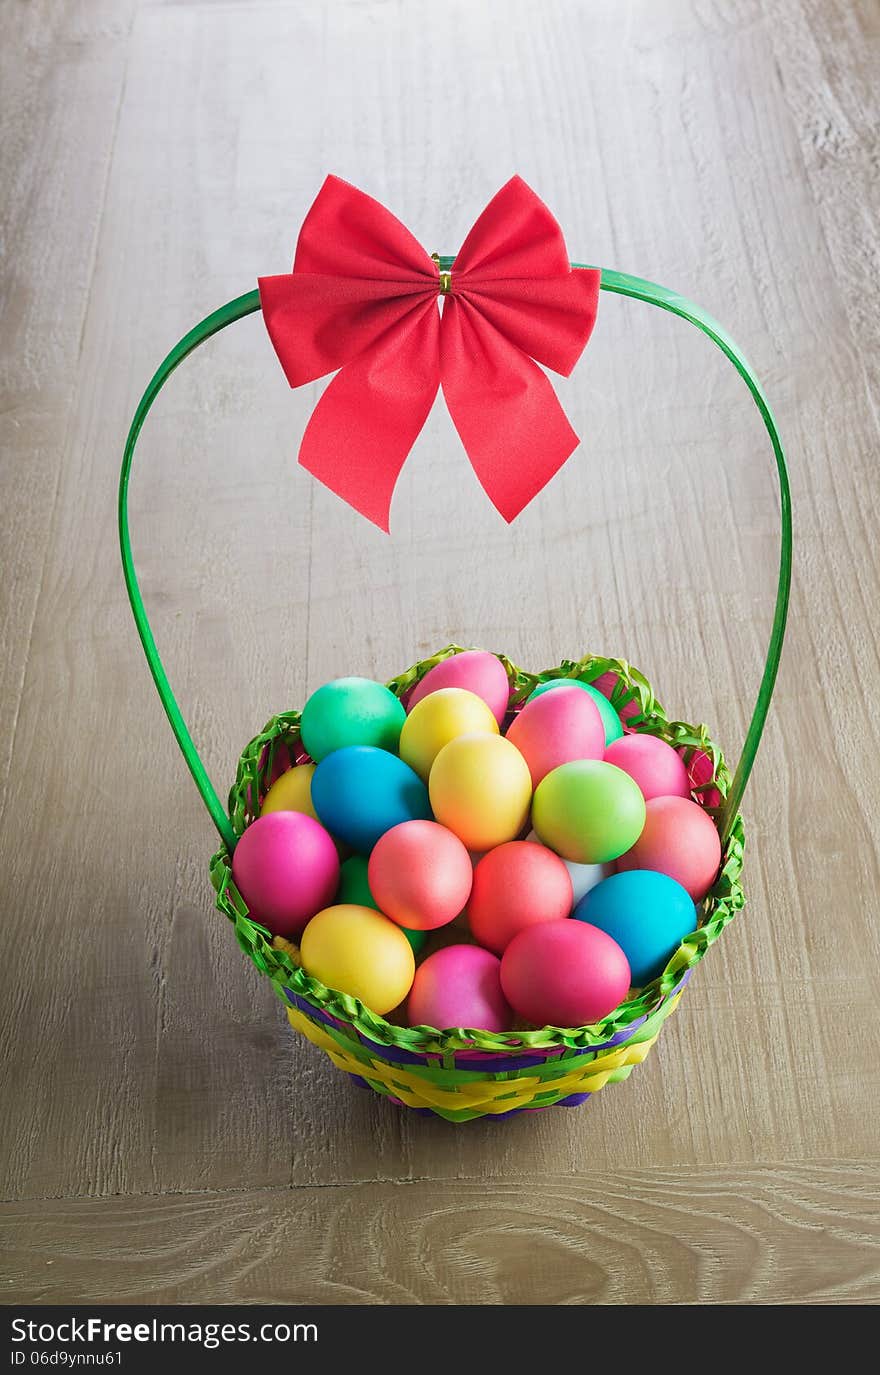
left=119, top=185, right=790, bottom=1124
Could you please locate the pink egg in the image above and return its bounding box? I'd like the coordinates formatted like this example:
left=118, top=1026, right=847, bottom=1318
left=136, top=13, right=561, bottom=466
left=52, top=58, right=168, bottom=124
left=501, top=920, right=631, bottom=1027
left=231, top=811, right=340, bottom=937
left=368, top=820, right=473, bottom=930
left=407, top=650, right=510, bottom=725
left=407, top=944, right=511, bottom=1031
left=467, top=842, right=573, bottom=954
left=604, top=733, right=691, bottom=801
left=617, top=795, right=721, bottom=901
left=506, top=686, right=605, bottom=786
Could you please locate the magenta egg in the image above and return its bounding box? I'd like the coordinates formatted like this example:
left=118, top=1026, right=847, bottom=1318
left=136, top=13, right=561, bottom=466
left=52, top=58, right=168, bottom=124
left=407, top=945, right=511, bottom=1032
left=604, top=733, right=691, bottom=801
left=506, top=685, right=605, bottom=786
left=617, top=795, right=721, bottom=901
left=407, top=651, right=510, bottom=725
left=501, top=920, right=631, bottom=1027
left=231, top=811, right=340, bottom=938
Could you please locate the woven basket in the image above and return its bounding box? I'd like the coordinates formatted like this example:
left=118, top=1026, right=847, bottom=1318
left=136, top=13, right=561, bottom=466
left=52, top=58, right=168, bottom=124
left=119, top=264, right=791, bottom=1124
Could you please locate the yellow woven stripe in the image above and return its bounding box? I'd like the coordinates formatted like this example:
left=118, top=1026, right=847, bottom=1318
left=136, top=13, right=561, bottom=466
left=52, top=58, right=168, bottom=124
left=287, top=1004, right=672, bottom=1111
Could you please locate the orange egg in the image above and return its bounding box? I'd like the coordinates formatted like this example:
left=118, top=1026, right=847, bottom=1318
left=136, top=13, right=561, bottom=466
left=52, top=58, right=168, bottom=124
left=428, top=733, right=532, bottom=851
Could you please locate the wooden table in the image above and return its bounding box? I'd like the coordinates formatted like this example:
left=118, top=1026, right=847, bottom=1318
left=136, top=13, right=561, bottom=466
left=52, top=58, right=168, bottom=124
left=2, top=0, right=878, bottom=1306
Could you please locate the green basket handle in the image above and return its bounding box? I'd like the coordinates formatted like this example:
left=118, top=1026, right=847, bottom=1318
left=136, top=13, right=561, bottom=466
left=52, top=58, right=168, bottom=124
left=119, top=265, right=791, bottom=855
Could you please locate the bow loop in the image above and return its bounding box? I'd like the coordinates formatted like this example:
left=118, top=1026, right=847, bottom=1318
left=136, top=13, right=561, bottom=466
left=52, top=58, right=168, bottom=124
left=295, top=174, right=438, bottom=284
left=453, top=175, right=573, bottom=281
left=258, top=175, right=599, bottom=529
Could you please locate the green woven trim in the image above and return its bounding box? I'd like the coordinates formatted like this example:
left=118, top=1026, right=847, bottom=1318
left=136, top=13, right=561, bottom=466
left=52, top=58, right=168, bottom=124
left=291, top=975, right=680, bottom=1085
left=210, top=646, right=745, bottom=1053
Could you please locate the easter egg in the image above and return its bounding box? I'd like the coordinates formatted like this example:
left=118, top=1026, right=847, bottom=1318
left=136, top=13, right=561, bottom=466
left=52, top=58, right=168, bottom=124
left=575, top=869, right=697, bottom=986
left=501, top=920, right=631, bottom=1027
left=311, top=746, right=432, bottom=853
left=408, top=945, right=511, bottom=1032
left=407, top=650, right=510, bottom=725
left=532, top=760, right=646, bottom=864
left=506, top=685, right=605, bottom=786
left=467, top=842, right=573, bottom=954
left=603, top=733, right=690, bottom=801
left=617, top=795, right=721, bottom=901
left=429, top=733, right=532, bottom=851
left=260, top=762, right=319, bottom=820
left=300, top=677, right=405, bottom=762
left=337, top=855, right=427, bottom=953
left=400, top=687, right=499, bottom=781
left=300, top=904, right=415, bottom=1015
left=527, top=678, right=624, bottom=744
left=369, top=820, right=473, bottom=931
left=231, top=811, right=340, bottom=938
left=336, top=853, right=376, bottom=908
left=526, top=829, right=611, bottom=904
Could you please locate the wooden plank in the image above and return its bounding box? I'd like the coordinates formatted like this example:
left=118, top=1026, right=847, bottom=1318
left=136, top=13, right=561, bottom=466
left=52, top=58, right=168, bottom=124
left=0, top=1, right=878, bottom=1307
left=2, top=1163, right=879, bottom=1305
left=0, top=0, right=135, bottom=806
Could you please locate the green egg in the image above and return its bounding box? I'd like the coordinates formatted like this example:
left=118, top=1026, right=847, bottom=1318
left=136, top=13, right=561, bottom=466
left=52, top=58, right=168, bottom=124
left=336, top=855, right=427, bottom=954
left=336, top=854, right=377, bottom=908
left=532, top=759, right=646, bottom=864
left=527, top=678, right=624, bottom=745
left=300, top=676, right=406, bottom=761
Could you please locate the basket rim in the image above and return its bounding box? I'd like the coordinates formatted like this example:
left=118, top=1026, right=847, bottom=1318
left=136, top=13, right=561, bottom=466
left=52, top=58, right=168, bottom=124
left=211, top=646, right=745, bottom=1054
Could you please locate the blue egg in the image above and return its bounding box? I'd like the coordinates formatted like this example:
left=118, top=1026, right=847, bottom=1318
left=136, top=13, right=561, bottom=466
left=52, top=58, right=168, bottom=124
left=573, top=869, right=697, bottom=986
left=311, top=746, right=432, bottom=853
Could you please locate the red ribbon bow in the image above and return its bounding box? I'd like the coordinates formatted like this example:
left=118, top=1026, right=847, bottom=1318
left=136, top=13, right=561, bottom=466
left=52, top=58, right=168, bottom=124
left=258, top=175, right=600, bottom=531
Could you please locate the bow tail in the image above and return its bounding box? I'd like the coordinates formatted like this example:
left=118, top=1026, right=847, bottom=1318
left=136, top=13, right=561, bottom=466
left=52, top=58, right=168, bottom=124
left=298, top=302, right=441, bottom=531
left=440, top=300, right=580, bottom=523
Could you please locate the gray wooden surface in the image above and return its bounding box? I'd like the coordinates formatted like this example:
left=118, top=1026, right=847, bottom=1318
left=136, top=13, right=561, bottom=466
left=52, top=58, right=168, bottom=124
left=1, top=0, right=878, bottom=1306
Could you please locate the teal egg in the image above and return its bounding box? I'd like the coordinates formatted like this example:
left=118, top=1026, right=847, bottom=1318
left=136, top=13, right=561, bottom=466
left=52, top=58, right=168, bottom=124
left=300, top=677, right=406, bottom=762
left=527, top=678, right=623, bottom=745
left=574, top=869, right=697, bottom=986
left=311, top=746, right=432, bottom=853
left=336, top=854, right=427, bottom=952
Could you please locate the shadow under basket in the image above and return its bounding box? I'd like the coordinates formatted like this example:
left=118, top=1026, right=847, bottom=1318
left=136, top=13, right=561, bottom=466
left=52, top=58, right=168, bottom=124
left=210, top=647, right=745, bottom=1123
left=119, top=266, right=789, bottom=1126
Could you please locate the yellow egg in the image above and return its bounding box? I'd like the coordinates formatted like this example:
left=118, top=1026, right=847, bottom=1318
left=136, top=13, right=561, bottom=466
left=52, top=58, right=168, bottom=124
left=428, top=733, right=532, bottom=851
left=399, top=687, right=500, bottom=781
left=299, top=904, right=415, bottom=1015
left=261, top=763, right=318, bottom=820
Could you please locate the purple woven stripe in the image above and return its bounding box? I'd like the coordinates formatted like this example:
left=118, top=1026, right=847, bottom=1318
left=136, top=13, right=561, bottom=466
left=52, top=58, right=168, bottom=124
left=285, top=991, right=352, bottom=1033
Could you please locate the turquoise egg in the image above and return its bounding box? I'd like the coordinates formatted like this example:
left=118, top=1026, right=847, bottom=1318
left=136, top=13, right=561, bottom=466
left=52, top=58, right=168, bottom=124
left=574, top=869, right=697, bottom=986
left=311, top=746, right=432, bottom=853
left=300, top=677, right=406, bottom=762
left=527, top=678, right=623, bottom=744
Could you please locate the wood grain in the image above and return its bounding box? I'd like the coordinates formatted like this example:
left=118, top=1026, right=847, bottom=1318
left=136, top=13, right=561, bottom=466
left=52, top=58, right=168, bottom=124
left=2, top=1163, right=878, bottom=1305
left=0, top=0, right=878, bottom=1305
